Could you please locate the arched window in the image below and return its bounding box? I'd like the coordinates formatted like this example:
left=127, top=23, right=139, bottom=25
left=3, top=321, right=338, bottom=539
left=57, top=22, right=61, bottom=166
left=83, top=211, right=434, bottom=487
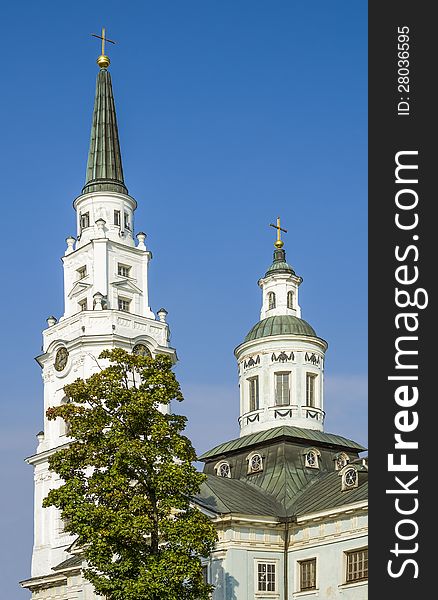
left=247, top=452, right=263, bottom=474
left=334, top=452, right=349, bottom=471
left=304, top=448, right=321, bottom=469
left=215, top=461, right=231, bottom=478
left=132, top=343, right=152, bottom=357
left=341, top=467, right=359, bottom=491
left=268, top=292, right=276, bottom=310
left=287, top=291, right=293, bottom=309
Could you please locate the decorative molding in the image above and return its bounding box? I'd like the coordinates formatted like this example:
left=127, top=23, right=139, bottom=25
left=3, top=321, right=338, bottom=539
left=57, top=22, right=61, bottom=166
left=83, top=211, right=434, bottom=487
left=274, top=408, right=293, bottom=419
left=244, top=355, right=260, bottom=369
left=271, top=351, right=294, bottom=363
left=247, top=413, right=260, bottom=423
left=305, top=352, right=321, bottom=366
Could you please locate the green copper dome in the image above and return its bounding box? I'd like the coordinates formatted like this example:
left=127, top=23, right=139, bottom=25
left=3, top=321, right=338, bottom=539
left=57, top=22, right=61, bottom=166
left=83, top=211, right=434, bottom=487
left=264, top=248, right=297, bottom=278
left=244, top=315, right=317, bottom=342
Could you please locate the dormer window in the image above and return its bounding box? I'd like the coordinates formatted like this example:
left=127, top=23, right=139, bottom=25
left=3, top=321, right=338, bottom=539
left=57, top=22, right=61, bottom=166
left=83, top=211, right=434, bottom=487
left=247, top=452, right=263, bottom=474
left=341, top=466, right=359, bottom=490
left=114, top=210, right=121, bottom=226
left=287, top=291, right=293, bottom=309
left=78, top=298, right=87, bottom=311
left=334, top=452, right=349, bottom=470
left=80, top=212, right=90, bottom=229
left=118, top=263, right=131, bottom=278
left=215, top=461, right=231, bottom=478
left=77, top=266, right=87, bottom=280
left=304, top=448, right=321, bottom=469
left=268, top=292, right=276, bottom=310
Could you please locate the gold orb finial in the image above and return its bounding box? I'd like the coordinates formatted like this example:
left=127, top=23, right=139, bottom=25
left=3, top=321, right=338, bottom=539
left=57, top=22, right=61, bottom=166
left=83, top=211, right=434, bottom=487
left=274, top=239, right=284, bottom=249
left=97, top=54, right=110, bottom=69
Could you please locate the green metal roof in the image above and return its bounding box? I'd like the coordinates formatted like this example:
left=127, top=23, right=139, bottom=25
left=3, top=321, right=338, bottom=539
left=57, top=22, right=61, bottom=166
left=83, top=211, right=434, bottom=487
left=82, top=68, right=128, bottom=195
left=291, top=470, right=368, bottom=516
left=52, top=555, right=83, bottom=572
left=244, top=315, right=317, bottom=342
left=194, top=475, right=286, bottom=517
left=194, top=471, right=368, bottom=520
left=264, top=248, right=296, bottom=278
left=199, top=426, right=365, bottom=461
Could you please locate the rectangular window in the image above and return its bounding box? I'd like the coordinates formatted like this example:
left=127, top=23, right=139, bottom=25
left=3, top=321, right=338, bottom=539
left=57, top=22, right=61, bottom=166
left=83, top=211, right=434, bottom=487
left=80, top=212, right=90, bottom=229
left=114, top=210, right=121, bottom=226
left=118, top=297, right=131, bottom=312
left=275, top=372, right=290, bottom=406
left=124, top=211, right=130, bottom=230
left=299, top=558, right=316, bottom=591
left=77, top=265, right=87, bottom=280
left=117, top=263, right=131, bottom=278
left=346, top=548, right=368, bottom=583
left=201, top=565, right=208, bottom=584
left=78, top=298, right=87, bottom=311
left=306, top=373, right=317, bottom=407
left=257, top=562, right=276, bottom=592
left=248, top=376, right=259, bottom=412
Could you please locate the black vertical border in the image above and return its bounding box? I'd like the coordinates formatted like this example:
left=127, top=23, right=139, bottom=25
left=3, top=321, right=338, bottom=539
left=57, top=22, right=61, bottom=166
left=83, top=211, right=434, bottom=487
left=369, top=2, right=435, bottom=597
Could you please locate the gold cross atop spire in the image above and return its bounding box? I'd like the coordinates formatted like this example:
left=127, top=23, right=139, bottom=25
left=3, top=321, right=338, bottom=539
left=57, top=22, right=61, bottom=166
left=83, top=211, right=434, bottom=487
left=269, top=216, right=287, bottom=249
left=91, top=27, right=116, bottom=69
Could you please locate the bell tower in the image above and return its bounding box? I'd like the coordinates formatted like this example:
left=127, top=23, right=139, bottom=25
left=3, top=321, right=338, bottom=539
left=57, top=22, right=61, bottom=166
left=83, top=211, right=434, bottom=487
left=235, top=219, right=328, bottom=437
left=26, top=36, right=176, bottom=579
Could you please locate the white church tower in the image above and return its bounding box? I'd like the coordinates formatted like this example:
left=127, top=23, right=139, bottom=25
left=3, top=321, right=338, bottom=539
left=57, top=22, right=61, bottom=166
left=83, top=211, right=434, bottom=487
left=235, top=219, right=328, bottom=436
left=25, top=38, right=176, bottom=583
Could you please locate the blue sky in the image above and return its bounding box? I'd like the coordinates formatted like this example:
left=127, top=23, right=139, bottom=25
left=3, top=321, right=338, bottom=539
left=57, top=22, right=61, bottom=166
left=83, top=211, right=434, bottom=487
left=0, top=1, right=367, bottom=597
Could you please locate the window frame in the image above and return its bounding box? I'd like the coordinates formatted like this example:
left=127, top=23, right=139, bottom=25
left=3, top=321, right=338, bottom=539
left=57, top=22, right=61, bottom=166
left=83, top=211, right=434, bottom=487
left=345, top=548, right=368, bottom=583
left=268, top=291, right=276, bottom=310
left=78, top=298, right=87, bottom=311
left=248, top=375, right=259, bottom=412
left=118, top=297, right=131, bottom=312
left=274, top=371, right=291, bottom=406
left=124, top=211, right=130, bottom=230
left=80, top=212, right=90, bottom=229
left=247, top=452, right=263, bottom=474
left=255, top=560, right=277, bottom=594
left=306, top=372, right=318, bottom=407
left=299, top=558, right=317, bottom=591
left=334, top=452, right=350, bottom=470
left=341, top=466, right=359, bottom=491
left=117, top=263, right=131, bottom=278
left=77, top=265, right=87, bottom=280
left=304, top=448, right=321, bottom=469
left=214, top=461, right=231, bottom=478
left=287, top=290, right=294, bottom=309
left=114, top=210, right=121, bottom=226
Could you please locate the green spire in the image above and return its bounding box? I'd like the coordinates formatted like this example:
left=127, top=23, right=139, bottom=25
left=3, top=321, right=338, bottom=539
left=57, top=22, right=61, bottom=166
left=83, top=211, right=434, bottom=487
left=82, top=68, right=128, bottom=195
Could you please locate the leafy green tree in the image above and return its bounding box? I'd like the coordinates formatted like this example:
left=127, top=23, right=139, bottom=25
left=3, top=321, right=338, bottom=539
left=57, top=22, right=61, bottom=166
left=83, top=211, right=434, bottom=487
left=44, top=348, right=217, bottom=600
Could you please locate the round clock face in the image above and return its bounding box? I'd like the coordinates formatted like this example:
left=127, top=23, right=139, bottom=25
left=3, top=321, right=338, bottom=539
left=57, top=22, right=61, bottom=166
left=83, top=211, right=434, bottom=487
left=54, top=347, right=69, bottom=372
left=132, top=343, right=151, bottom=357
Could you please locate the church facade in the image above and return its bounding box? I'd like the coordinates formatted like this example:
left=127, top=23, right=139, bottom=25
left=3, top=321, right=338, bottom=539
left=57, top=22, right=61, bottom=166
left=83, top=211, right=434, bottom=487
left=21, top=45, right=367, bottom=600
left=194, top=240, right=368, bottom=599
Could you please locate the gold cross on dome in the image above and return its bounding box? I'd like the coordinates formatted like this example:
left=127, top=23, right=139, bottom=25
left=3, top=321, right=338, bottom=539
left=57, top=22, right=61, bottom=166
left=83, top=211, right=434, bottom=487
left=269, top=216, right=287, bottom=248
left=91, top=27, right=116, bottom=57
